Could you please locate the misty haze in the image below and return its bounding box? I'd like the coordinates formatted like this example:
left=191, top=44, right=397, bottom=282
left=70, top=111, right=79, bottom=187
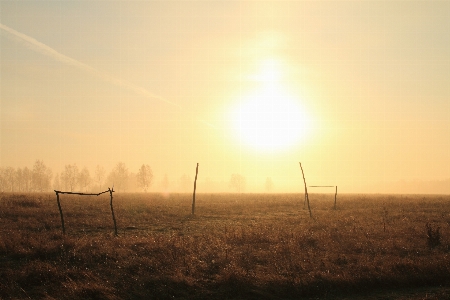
left=1, top=1, right=450, bottom=299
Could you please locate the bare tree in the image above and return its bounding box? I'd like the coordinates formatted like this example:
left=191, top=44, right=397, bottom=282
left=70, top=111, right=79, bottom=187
left=94, top=165, right=106, bottom=190
left=265, top=177, right=274, bottom=193
left=22, top=167, right=32, bottom=192
left=78, top=167, right=91, bottom=192
left=136, top=164, right=153, bottom=192
left=32, top=160, right=52, bottom=192
left=229, top=173, right=246, bottom=193
left=0, top=167, right=5, bottom=192
left=61, top=164, right=79, bottom=192
left=15, top=168, right=23, bottom=192
left=2, top=167, right=16, bottom=192
left=107, top=162, right=129, bottom=192
left=160, top=174, right=170, bottom=193
left=53, top=172, right=61, bottom=191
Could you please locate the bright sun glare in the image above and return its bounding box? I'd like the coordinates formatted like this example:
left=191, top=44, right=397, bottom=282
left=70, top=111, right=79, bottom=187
left=229, top=59, right=313, bottom=152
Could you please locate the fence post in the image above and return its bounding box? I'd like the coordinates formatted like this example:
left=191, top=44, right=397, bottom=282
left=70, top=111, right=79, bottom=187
left=109, top=188, right=118, bottom=236
left=55, top=191, right=65, bottom=234
left=334, top=186, right=338, bottom=210
left=192, top=163, right=199, bottom=215
left=299, top=162, right=312, bottom=218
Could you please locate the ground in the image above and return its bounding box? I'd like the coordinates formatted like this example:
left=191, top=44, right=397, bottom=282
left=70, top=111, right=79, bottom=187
left=1, top=192, right=450, bottom=299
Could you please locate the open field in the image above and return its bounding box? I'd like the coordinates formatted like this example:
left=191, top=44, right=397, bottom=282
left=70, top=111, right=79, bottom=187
left=1, top=192, right=450, bottom=299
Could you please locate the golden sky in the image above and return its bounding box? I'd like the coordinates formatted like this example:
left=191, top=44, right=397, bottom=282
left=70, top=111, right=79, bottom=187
left=1, top=1, right=449, bottom=193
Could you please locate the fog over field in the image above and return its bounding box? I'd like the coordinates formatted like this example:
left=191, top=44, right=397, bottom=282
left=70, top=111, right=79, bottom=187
left=1, top=1, right=449, bottom=194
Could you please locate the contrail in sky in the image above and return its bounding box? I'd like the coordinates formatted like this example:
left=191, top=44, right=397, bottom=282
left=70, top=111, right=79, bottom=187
left=199, top=119, right=217, bottom=130
left=0, top=23, right=179, bottom=107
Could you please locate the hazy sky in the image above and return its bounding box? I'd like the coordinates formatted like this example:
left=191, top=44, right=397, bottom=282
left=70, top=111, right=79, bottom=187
left=1, top=1, right=449, bottom=193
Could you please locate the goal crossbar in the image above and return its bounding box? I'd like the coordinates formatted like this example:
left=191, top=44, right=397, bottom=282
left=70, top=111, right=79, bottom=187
left=308, top=185, right=338, bottom=209
left=309, top=186, right=335, bottom=187
left=54, top=188, right=117, bottom=235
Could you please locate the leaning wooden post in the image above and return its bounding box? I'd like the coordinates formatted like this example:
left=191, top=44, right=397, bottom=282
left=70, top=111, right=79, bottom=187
left=192, top=163, right=199, bottom=215
left=109, top=187, right=118, bottom=236
left=299, top=163, right=308, bottom=209
left=334, top=186, right=338, bottom=210
left=299, top=162, right=312, bottom=218
left=55, top=190, right=65, bottom=234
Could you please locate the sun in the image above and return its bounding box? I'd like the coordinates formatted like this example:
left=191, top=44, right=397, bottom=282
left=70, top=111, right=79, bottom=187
left=229, top=85, right=312, bottom=153
left=227, top=59, right=313, bottom=153
left=228, top=59, right=313, bottom=153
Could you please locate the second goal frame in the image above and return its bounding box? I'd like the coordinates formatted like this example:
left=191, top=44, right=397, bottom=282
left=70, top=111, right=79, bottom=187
left=308, top=185, right=338, bottom=209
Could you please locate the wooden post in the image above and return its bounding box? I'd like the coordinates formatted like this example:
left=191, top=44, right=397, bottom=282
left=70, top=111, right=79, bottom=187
left=299, top=162, right=312, bottom=218
left=299, top=163, right=307, bottom=209
left=109, top=187, right=118, bottom=236
left=334, top=186, right=338, bottom=210
left=192, top=163, right=199, bottom=215
left=55, top=191, right=65, bottom=234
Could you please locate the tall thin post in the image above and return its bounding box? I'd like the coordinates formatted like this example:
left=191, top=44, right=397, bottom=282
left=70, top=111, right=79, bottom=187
left=55, top=191, right=65, bottom=234
left=192, top=163, right=199, bottom=215
left=334, top=186, right=338, bottom=210
left=109, top=187, right=118, bottom=236
left=299, top=164, right=307, bottom=208
left=299, top=162, right=312, bottom=218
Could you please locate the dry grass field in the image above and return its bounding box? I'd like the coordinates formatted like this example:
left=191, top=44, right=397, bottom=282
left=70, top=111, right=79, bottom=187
left=1, top=192, right=450, bottom=299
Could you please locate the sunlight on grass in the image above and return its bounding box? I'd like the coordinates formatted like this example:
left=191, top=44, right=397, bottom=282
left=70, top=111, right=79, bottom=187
left=1, top=193, right=450, bottom=299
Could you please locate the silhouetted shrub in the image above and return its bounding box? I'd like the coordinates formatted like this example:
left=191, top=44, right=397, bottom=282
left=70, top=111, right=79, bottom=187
left=426, top=223, right=441, bottom=248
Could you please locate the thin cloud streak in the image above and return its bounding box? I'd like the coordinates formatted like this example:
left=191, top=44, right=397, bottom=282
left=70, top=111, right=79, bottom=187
left=0, top=23, right=179, bottom=108
left=198, top=119, right=217, bottom=130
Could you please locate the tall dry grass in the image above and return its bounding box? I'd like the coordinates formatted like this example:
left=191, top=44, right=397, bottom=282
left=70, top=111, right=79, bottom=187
left=1, top=192, right=450, bottom=299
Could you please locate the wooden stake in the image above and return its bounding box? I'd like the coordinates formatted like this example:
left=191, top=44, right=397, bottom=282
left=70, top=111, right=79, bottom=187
left=192, top=163, right=199, bottom=215
left=299, top=163, right=307, bottom=209
left=55, top=191, right=65, bottom=234
left=334, top=185, right=338, bottom=210
left=109, top=187, right=118, bottom=236
left=299, top=162, right=312, bottom=218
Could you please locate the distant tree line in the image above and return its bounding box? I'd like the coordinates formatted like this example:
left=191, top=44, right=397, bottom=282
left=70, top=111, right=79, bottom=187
left=55, top=162, right=155, bottom=193
left=0, top=160, right=155, bottom=193
left=0, top=160, right=275, bottom=193
left=0, top=160, right=52, bottom=193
